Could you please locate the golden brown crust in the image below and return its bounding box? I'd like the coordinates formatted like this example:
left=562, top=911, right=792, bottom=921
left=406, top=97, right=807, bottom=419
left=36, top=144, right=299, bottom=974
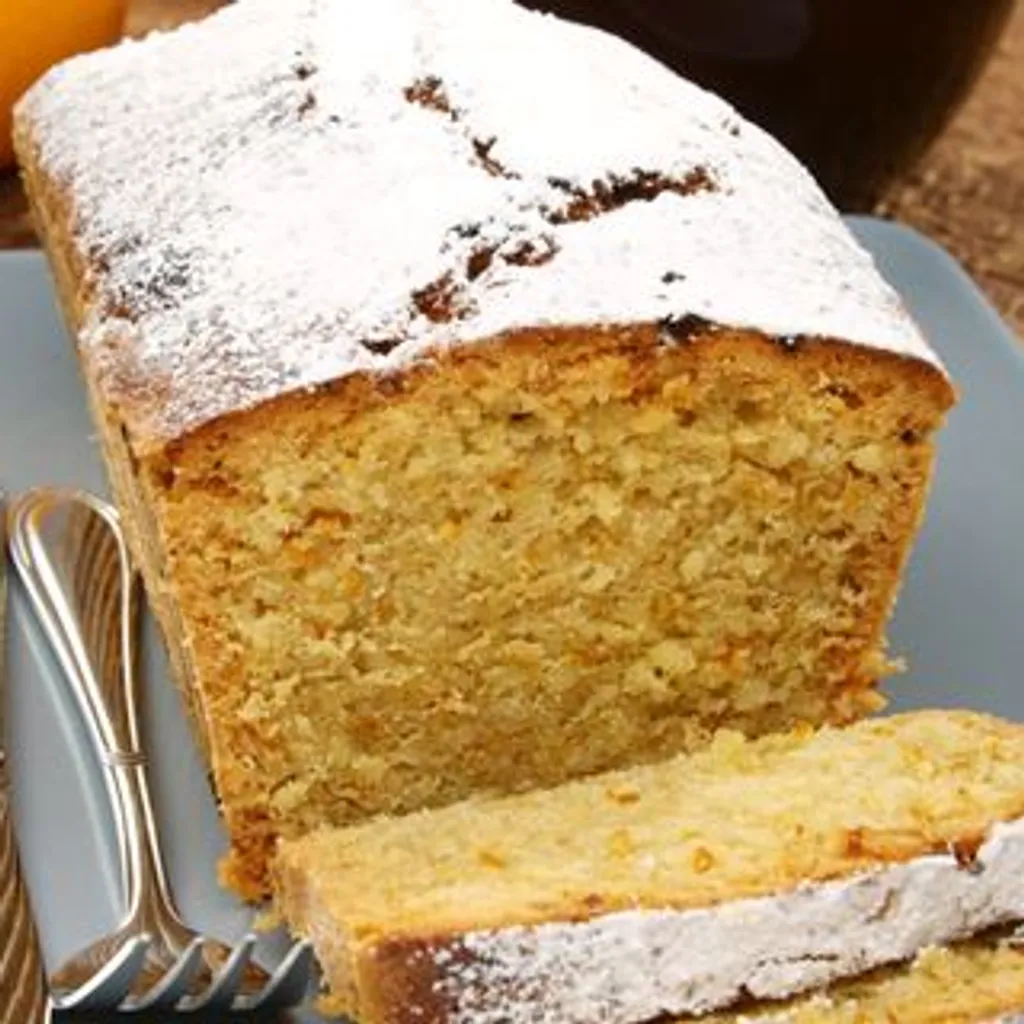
left=146, top=313, right=955, bottom=463
left=358, top=936, right=476, bottom=1024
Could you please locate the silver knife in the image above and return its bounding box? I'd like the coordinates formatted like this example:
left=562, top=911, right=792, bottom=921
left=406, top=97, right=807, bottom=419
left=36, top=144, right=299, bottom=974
left=0, top=493, right=50, bottom=1024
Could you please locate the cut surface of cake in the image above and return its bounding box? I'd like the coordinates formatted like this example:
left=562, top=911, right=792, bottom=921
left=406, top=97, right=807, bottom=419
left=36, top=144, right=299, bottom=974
left=272, top=711, right=1024, bottom=1024
left=15, top=0, right=954, bottom=897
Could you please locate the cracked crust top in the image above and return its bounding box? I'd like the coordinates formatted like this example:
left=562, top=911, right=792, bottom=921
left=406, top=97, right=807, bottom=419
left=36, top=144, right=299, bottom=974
left=15, top=0, right=946, bottom=450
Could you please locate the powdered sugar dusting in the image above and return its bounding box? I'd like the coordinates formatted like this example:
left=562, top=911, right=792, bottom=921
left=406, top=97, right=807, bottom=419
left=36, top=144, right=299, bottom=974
left=746, top=1005, right=1024, bottom=1024
left=746, top=1004, right=1024, bottom=1023
left=417, top=820, right=1024, bottom=1024
left=18, top=0, right=945, bottom=446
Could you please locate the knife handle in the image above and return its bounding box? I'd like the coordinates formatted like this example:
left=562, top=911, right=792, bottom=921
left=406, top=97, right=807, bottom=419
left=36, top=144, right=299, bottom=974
left=0, top=758, right=50, bottom=1024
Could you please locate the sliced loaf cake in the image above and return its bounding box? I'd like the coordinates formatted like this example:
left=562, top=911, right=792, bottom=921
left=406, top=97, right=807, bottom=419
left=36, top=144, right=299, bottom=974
left=273, top=711, right=1024, bottom=1024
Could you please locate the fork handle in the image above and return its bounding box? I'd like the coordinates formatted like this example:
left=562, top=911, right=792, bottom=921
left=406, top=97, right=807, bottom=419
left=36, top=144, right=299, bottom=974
left=8, top=489, right=172, bottom=924
left=0, top=765, right=50, bottom=1024
left=0, top=496, right=50, bottom=1024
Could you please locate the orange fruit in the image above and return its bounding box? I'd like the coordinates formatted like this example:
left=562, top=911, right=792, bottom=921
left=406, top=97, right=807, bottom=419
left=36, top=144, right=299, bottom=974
left=0, top=0, right=127, bottom=170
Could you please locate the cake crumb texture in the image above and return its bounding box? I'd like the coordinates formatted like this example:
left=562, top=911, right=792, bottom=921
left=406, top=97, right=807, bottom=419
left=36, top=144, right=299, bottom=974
left=274, top=711, right=1024, bottom=935
left=160, top=327, right=947, bottom=897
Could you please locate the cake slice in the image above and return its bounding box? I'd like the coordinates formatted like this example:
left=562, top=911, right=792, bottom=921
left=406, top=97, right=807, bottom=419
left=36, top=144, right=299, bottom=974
left=15, top=0, right=954, bottom=898
left=702, top=933, right=1024, bottom=1023
left=272, top=711, right=1024, bottom=1024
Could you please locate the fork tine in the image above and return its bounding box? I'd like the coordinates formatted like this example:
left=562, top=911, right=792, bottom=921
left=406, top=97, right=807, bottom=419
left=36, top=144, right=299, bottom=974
left=51, top=934, right=152, bottom=1012
left=128, top=936, right=206, bottom=1012
left=177, top=933, right=257, bottom=1013
left=244, top=939, right=316, bottom=1011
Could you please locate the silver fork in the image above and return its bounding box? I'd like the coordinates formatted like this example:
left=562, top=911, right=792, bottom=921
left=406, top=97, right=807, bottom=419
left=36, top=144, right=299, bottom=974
left=7, top=487, right=313, bottom=1013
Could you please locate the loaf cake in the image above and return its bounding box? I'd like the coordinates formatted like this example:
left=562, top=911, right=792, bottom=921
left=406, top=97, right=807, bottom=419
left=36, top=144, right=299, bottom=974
left=14, top=0, right=955, bottom=898
left=272, top=711, right=1024, bottom=1024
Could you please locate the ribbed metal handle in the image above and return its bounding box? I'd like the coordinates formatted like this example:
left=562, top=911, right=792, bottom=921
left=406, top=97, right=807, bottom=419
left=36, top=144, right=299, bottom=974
left=0, top=768, right=50, bottom=1024
left=6, top=489, right=165, bottom=931
left=0, top=492, right=50, bottom=1024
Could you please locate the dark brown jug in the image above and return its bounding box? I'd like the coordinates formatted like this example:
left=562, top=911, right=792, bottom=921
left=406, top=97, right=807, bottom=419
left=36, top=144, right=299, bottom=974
left=519, top=0, right=1014, bottom=210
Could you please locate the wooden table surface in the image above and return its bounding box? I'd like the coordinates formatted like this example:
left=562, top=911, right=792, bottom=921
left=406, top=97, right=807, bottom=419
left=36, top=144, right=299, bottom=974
left=2, top=0, right=1022, bottom=335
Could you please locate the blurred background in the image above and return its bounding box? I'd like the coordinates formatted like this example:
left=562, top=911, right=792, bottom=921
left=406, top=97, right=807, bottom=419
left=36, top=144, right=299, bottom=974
left=0, top=0, right=1021, bottom=333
